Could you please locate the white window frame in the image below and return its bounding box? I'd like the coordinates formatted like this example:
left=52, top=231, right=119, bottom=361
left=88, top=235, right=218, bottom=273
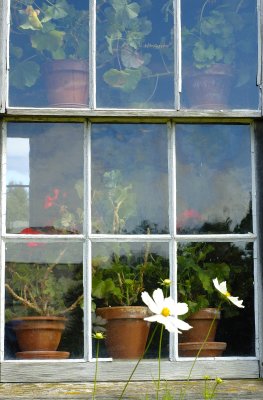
left=0, top=0, right=262, bottom=383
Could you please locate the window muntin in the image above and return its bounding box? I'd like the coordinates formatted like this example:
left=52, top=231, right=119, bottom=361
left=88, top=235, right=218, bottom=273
left=181, top=0, right=259, bottom=110
left=5, top=241, right=84, bottom=360
left=91, top=124, right=169, bottom=234
left=176, top=124, right=252, bottom=234
left=6, top=122, right=84, bottom=234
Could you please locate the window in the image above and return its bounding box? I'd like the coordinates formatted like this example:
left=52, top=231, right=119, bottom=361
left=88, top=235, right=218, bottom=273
left=0, top=0, right=262, bottom=383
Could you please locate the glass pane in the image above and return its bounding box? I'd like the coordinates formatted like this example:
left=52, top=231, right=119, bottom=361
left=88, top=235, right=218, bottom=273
left=92, top=241, right=169, bottom=359
left=176, top=125, right=252, bottom=234
left=91, top=124, right=169, bottom=234
left=9, top=0, right=89, bottom=108
left=6, top=122, right=84, bottom=234
left=181, top=0, right=259, bottom=110
left=177, top=242, right=255, bottom=357
left=96, top=0, right=174, bottom=108
left=5, top=241, right=84, bottom=359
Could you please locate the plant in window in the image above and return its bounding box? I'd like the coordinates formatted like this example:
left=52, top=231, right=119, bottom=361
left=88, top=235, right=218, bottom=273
left=92, top=169, right=136, bottom=234
left=43, top=181, right=84, bottom=234
left=177, top=242, right=243, bottom=357
left=5, top=241, right=83, bottom=359
left=5, top=183, right=84, bottom=359
left=91, top=169, right=168, bottom=359
left=182, top=0, right=256, bottom=108
left=96, top=0, right=174, bottom=98
left=10, top=0, right=89, bottom=106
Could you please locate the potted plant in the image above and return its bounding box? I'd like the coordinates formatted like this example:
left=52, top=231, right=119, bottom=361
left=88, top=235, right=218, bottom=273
left=92, top=241, right=169, bottom=359
left=182, top=0, right=256, bottom=109
left=10, top=0, right=89, bottom=106
left=177, top=242, right=231, bottom=356
left=91, top=170, right=168, bottom=358
left=92, top=246, right=150, bottom=359
left=96, top=0, right=174, bottom=106
left=5, top=184, right=84, bottom=359
left=5, top=242, right=83, bottom=359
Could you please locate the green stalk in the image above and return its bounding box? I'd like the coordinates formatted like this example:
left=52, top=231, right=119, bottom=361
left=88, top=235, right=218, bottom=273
left=157, top=324, right=164, bottom=400
left=118, top=324, right=158, bottom=400
left=179, top=306, right=221, bottom=400
left=92, top=339, right=100, bottom=400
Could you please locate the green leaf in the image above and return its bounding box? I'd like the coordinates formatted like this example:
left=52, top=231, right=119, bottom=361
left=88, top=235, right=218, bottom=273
left=41, top=1, right=68, bottom=23
left=31, top=30, right=65, bottom=55
left=126, top=2, right=140, bottom=19
left=103, top=68, right=141, bottom=92
left=10, top=60, right=40, bottom=89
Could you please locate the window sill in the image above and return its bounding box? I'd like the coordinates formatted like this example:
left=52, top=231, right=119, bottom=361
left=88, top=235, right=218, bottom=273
left=0, top=380, right=262, bottom=399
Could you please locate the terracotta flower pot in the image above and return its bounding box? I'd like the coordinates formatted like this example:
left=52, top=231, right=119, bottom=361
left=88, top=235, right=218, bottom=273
left=96, top=306, right=150, bottom=359
left=178, top=341, right=227, bottom=357
left=180, top=308, right=220, bottom=343
left=184, top=64, right=233, bottom=109
left=44, top=59, right=88, bottom=107
left=11, top=316, right=69, bottom=359
left=179, top=308, right=226, bottom=357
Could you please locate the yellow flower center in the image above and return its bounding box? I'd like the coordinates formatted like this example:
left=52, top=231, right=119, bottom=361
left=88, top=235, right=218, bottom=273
left=161, top=307, right=170, bottom=317
left=225, top=291, right=231, bottom=298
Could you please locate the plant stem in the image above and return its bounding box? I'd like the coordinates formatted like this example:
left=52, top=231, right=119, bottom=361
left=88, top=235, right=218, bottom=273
left=118, top=324, right=158, bottom=400
left=157, top=324, right=164, bottom=400
left=92, top=339, right=100, bottom=400
left=179, top=306, right=221, bottom=400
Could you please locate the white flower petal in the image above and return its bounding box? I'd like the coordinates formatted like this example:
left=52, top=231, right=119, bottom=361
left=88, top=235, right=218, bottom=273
left=163, top=296, right=176, bottom=311
left=152, top=288, right=164, bottom=310
left=176, top=302, right=189, bottom=316
left=213, top=278, right=227, bottom=295
left=228, top=296, right=245, bottom=308
left=144, top=315, right=161, bottom=323
left=176, top=319, right=192, bottom=332
left=141, top=291, right=160, bottom=314
left=163, top=316, right=179, bottom=333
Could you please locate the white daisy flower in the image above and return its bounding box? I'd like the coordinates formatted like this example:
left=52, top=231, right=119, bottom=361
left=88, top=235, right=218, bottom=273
left=213, top=278, right=244, bottom=308
left=141, top=288, right=192, bottom=333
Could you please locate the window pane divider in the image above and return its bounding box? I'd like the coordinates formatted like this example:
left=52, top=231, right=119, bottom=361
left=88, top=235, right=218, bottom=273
left=89, top=0, right=96, bottom=109
left=0, top=122, right=6, bottom=361
left=175, top=0, right=181, bottom=109
left=89, top=234, right=256, bottom=242
left=4, top=109, right=262, bottom=119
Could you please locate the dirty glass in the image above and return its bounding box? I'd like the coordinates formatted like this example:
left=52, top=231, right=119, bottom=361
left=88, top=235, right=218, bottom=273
left=181, top=0, right=259, bottom=110
left=177, top=241, right=255, bottom=357
left=9, top=0, right=89, bottom=107
left=5, top=241, right=84, bottom=360
left=6, top=122, right=84, bottom=234
left=92, top=241, right=169, bottom=359
left=176, top=124, right=252, bottom=234
left=91, top=124, right=169, bottom=234
left=96, top=0, right=174, bottom=108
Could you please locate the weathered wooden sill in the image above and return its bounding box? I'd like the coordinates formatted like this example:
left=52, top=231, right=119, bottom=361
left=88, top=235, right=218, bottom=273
left=0, top=380, right=262, bottom=399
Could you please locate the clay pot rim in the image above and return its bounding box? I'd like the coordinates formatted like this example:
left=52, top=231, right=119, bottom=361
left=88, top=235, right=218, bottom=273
left=179, top=341, right=227, bottom=350
left=188, top=308, right=221, bottom=320
left=96, top=306, right=150, bottom=320
left=11, top=316, right=67, bottom=322
left=43, top=59, right=88, bottom=72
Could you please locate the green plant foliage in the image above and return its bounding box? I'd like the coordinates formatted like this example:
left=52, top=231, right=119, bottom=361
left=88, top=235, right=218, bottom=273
left=10, top=0, right=89, bottom=89
left=177, top=242, right=231, bottom=316
left=182, top=0, right=256, bottom=87
left=5, top=243, right=83, bottom=319
left=92, top=244, right=168, bottom=307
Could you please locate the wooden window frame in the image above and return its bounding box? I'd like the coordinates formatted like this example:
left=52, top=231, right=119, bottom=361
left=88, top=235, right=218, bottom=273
left=0, top=0, right=262, bottom=383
